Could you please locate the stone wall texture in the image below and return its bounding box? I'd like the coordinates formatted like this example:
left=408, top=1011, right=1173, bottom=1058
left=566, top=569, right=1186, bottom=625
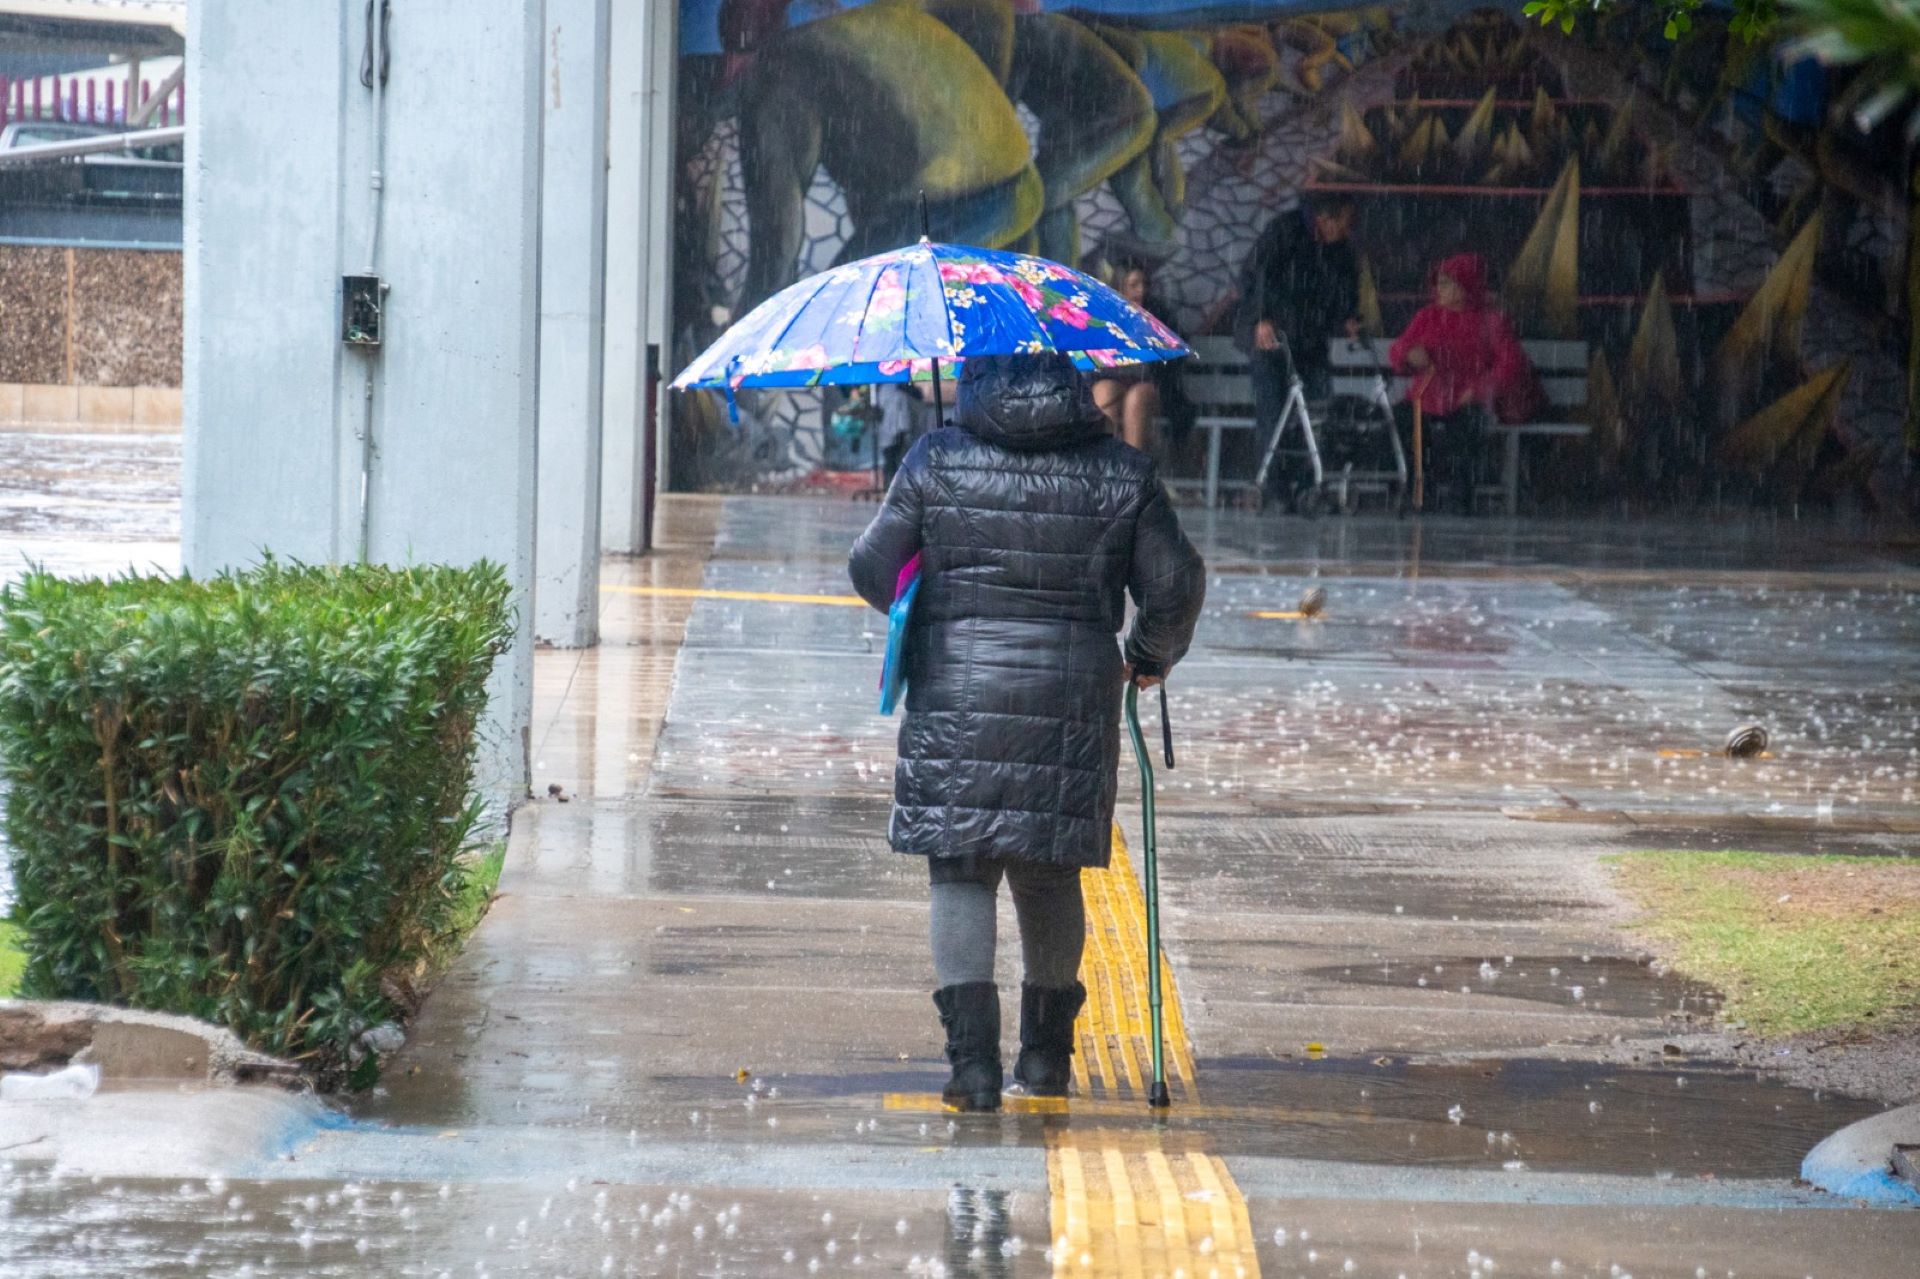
left=0, top=246, right=181, bottom=387
left=0, top=246, right=68, bottom=385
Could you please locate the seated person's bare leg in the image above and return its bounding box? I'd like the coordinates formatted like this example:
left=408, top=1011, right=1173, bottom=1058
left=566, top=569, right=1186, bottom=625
left=1093, top=379, right=1126, bottom=434
left=1122, top=382, right=1160, bottom=453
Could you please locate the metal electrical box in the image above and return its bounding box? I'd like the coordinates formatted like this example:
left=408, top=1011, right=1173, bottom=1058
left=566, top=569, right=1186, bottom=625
left=342, top=273, right=385, bottom=347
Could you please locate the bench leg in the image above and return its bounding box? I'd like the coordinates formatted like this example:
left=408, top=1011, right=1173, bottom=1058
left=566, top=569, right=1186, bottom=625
left=1205, top=425, right=1222, bottom=509
left=1503, top=430, right=1520, bottom=517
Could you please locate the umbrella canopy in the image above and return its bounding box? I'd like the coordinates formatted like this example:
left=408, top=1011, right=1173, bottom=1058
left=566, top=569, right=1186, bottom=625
left=672, top=240, right=1189, bottom=392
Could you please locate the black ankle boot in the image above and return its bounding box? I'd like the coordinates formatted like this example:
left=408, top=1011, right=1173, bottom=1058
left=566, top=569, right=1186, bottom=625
left=933, top=982, right=1002, bottom=1112
left=1013, top=981, right=1085, bottom=1097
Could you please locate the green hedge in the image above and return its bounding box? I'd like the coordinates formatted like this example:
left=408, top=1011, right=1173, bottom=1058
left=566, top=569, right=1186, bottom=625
left=0, top=560, right=513, bottom=1078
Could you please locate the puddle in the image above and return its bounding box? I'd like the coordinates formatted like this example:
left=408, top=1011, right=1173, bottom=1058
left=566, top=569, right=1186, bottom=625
left=1304, top=954, right=1724, bottom=1020
left=498, top=1056, right=1877, bottom=1183
left=1190, top=1056, right=1879, bottom=1179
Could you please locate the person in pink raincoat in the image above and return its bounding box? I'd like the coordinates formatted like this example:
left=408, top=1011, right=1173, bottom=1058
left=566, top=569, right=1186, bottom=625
left=1389, top=253, right=1543, bottom=514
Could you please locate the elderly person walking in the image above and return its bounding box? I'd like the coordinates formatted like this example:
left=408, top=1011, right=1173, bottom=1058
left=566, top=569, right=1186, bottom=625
left=849, top=352, right=1206, bottom=1112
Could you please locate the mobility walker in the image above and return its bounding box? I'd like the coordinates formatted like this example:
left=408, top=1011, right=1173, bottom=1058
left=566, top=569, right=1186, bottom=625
left=1252, top=336, right=1409, bottom=517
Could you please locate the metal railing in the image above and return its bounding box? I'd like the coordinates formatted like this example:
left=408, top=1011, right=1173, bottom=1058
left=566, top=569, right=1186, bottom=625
left=0, top=71, right=185, bottom=130
left=0, top=124, right=182, bottom=165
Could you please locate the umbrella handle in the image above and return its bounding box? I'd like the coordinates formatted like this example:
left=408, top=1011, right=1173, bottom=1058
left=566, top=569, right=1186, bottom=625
left=1124, top=683, right=1172, bottom=1109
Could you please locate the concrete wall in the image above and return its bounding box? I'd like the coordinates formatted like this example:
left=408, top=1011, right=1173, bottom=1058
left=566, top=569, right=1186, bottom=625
left=185, top=0, right=543, bottom=806
left=0, top=245, right=181, bottom=387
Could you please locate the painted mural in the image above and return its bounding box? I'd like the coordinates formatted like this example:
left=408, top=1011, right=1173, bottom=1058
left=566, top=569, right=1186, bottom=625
left=669, top=0, right=1911, bottom=514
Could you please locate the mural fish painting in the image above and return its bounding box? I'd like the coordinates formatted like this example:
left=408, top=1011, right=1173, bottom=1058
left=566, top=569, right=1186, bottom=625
left=672, top=0, right=1910, bottom=514
left=677, top=0, right=1385, bottom=331
left=715, top=0, right=1044, bottom=314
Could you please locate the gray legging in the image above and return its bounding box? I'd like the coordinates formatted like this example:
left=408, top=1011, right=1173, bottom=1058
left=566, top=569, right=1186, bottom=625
left=928, top=856, right=1085, bottom=989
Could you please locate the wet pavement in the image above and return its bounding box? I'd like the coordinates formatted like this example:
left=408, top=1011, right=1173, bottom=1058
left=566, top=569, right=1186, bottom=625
left=1, top=1166, right=1042, bottom=1278
left=0, top=430, right=180, bottom=546
left=1297, top=952, right=1722, bottom=1021
left=16, top=1163, right=1920, bottom=1279
left=3, top=457, right=1919, bottom=1273
left=647, top=502, right=1920, bottom=828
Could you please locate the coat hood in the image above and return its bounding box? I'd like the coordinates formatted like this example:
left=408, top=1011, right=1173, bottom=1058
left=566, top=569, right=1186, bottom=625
left=955, top=353, right=1108, bottom=452
left=1431, top=252, right=1491, bottom=310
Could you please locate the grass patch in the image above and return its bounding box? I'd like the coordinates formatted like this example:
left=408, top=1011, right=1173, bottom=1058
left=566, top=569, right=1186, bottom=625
left=1611, top=850, right=1920, bottom=1037
left=0, top=920, right=24, bottom=999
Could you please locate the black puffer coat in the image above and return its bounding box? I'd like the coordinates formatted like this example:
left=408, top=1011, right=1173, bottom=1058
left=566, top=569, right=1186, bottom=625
left=849, top=354, right=1206, bottom=868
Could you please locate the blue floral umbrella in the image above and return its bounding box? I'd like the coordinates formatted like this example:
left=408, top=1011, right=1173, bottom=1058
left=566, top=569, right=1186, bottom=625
left=672, top=240, right=1190, bottom=413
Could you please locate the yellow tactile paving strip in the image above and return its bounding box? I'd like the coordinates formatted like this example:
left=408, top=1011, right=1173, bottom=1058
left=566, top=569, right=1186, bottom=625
left=1048, top=831, right=1259, bottom=1277
left=1075, top=830, right=1199, bottom=1101
left=1047, top=1130, right=1260, bottom=1279
left=880, top=831, right=1258, bottom=1275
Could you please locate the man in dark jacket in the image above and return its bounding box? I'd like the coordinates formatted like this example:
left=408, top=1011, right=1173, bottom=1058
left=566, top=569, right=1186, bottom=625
left=1234, top=194, right=1361, bottom=503
left=849, top=352, right=1206, bottom=1112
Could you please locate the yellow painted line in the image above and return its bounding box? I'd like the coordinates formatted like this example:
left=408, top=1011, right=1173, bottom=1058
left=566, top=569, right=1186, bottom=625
left=881, top=1090, right=1419, bottom=1131
left=599, top=584, right=867, bottom=607
left=884, top=1091, right=1067, bottom=1114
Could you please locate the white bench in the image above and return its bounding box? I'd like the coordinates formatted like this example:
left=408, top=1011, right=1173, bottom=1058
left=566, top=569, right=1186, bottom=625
left=1329, top=337, right=1590, bottom=515
left=1166, top=335, right=1589, bottom=514
left=1163, top=336, right=1263, bottom=508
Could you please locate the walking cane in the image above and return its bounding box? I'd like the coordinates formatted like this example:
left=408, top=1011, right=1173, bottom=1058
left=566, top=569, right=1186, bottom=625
left=1124, top=682, right=1173, bottom=1109
left=1411, top=400, right=1424, bottom=513
left=1410, top=371, right=1434, bottom=514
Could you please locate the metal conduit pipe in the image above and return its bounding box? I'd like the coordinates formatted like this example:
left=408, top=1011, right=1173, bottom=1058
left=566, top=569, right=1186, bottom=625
left=356, top=0, right=391, bottom=565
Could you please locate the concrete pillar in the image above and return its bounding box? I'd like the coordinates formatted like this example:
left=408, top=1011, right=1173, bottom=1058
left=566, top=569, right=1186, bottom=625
left=534, top=0, right=610, bottom=647
left=183, top=1, right=347, bottom=568
left=184, top=0, right=544, bottom=808
left=599, top=0, right=646, bottom=556
left=600, top=0, right=675, bottom=554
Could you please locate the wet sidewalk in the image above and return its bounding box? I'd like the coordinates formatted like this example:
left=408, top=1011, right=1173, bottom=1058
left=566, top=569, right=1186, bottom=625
left=7, top=493, right=1920, bottom=1275
left=348, top=498, right=1916, bottom=1274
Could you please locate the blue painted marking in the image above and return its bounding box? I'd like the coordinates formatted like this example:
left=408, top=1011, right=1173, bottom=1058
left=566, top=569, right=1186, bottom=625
left=1801, top=1149, right=1920, bottom=1208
